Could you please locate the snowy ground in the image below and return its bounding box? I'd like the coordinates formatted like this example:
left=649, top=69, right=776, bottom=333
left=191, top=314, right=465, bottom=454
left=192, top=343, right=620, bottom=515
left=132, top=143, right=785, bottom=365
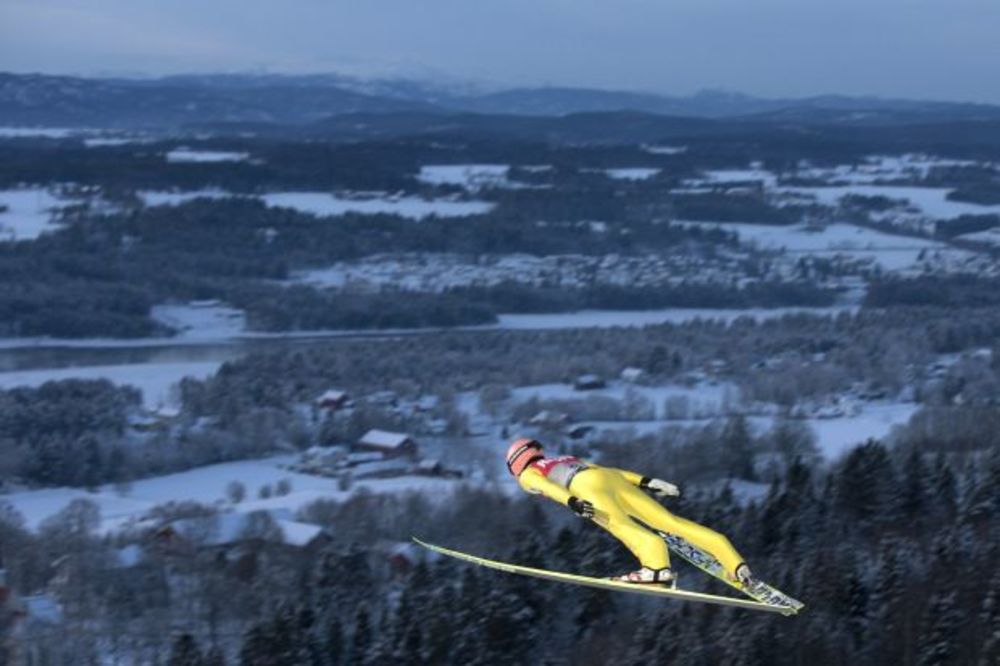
left=642, top=145, right=687, bottom=155
left=165, top=148, right=250, bottom=163
left=418, top=164, right=514, bottom=190
left=83, top=136, right=148, bottom=147
left=135, top=190, right=495, bottom=219
left=0, top=127, right=86, bottom=139
left=151, top=302, right=248, bottom=341
left=678, top=220, right=964, bottom=272
left=794, top=154, right=980, bottom=185
left=696, top=168, right=779, bottom=188
left=261, top=192, right=495, bottom=219
left=0, top=361, right=222, bottom=409
left=802, top=401, right=918, bottom=460
left=785, top=185, right=1000, bottom=220
left=0, top=188, right=82, bottom=241
left=688, top=157, right=1000, bottom=227
left=1, top=455, right=460, bottom=533
left=138, top=190, right=233, bottom=207
left=604, top=168, right=661, bottom=181
left=958, top=227, right=1000, bottom=247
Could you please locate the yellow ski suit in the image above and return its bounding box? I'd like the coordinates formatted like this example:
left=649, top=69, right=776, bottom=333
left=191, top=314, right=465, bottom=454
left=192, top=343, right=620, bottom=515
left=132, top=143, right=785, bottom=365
left=518, top=457, right=745, bottom=576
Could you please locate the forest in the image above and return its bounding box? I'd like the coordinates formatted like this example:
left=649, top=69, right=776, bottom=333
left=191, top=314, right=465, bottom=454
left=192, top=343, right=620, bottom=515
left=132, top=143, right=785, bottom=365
left=2, top=437, right=997, bottom=665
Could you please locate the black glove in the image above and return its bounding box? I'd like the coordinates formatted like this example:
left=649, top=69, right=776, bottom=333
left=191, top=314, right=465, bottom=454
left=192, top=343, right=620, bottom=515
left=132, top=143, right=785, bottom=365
left=568, top=496, right=595, bottom=519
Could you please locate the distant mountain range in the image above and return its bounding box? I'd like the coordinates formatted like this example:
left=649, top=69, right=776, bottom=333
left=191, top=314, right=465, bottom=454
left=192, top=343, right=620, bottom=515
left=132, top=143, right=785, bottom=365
left=3, top=71, right=1000, bottom=130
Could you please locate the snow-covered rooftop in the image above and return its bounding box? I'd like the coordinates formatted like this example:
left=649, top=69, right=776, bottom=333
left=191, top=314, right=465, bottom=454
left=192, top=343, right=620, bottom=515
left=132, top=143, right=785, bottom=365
left=359, top=429, right=414, bottom=449
left=167, top=512, right=325, bottom=548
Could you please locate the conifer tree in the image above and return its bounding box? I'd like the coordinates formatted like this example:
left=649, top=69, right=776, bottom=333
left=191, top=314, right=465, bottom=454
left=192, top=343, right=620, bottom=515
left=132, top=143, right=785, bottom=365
left=351, top=604, right=373, bottom=665
left=723, top=414, right=756, bottom=480
left=918, top=591, right=961, bottom=666
left=325, top=616, right=344, bottom=666
left=168, top=633, right=203, bottom=666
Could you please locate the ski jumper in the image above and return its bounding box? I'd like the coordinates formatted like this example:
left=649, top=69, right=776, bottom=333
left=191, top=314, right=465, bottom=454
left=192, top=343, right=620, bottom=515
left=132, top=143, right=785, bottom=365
left=518, top=456, right=745, bottom=575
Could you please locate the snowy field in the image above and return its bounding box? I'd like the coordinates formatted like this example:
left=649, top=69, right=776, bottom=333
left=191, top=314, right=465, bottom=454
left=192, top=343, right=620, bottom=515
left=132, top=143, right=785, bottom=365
left=165, top=148, right=250, bottom=163
left=803, top=401, right=918, bottom=460
left=696, top=155, right=984, bottom=190
left=83, top=136, right=146, bottom=147
left=958, top=227, right=1000, bottom=247
left=696, top=168, right=779, bottom=188
left=138, top=190, right=233, bottom=207
left=0, top=361, right=222, bottom=409
left=418, top=164, right=513, bottom=190
left=0, top=127, right=85, bottom=139
left=1, top=455, right=460, bottom=532
left=262, top=192, right=494, bottom=219
left=604, top=168, right=661, bottom=181
left=678, top=220, right=962, bottom=271
left=687, top=157, right=1000, bottom=226
left=151, top=302, right=248, bottom=341
left=136, top=190, right=496, bottom=219
left=785, top=185, right=1000, bottom=220
left=0, top=188, right=78, bottom=241
left=794, top=154, right=980, bottom=185
left=642, top=145, right=687, bottom=155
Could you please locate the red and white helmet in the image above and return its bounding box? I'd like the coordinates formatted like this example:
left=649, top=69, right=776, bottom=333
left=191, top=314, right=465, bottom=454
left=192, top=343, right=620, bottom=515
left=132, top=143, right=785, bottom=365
left=506, top=438, right=544, bottom=476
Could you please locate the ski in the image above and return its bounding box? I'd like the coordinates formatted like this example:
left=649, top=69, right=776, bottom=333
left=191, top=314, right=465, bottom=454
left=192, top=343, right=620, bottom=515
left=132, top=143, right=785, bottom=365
left=412, top=537, right=798, bottom=616
left=661, top=532, right=805, bottom=612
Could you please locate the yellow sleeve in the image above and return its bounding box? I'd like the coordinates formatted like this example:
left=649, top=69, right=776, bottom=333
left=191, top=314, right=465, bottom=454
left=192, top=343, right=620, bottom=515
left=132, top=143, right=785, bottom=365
left=518, top=467, right=573, bottom=506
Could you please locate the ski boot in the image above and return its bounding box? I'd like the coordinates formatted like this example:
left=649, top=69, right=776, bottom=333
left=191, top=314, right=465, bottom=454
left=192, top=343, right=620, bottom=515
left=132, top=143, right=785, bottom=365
left=733, top=563, right=756, bottom=588
left=611, top=567, right=677, bottom=589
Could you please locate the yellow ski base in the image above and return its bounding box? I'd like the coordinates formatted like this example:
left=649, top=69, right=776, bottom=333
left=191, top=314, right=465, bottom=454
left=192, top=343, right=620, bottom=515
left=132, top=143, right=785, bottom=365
left=413, top=537, right=796, bottom=617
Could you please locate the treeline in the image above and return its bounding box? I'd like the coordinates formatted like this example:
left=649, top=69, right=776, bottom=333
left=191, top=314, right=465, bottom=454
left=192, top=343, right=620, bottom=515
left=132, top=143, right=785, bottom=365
left=670, top=193, right=802, bottom=225
left=0, top=379, right=300, bottom=488
left=865, top=275, right=1000, bottom=308
left=0, top=193, right=796, bottom=338
left=234, top=285, right=496, bottom=332
left=947, top=182, right=1000, bottom=206
left=0, top=379, right=138, bottom=487
left=451, top=280, right=837, bottom=313
left=3, top=439, right=998, bottom=664
left=934, top=214, right=1000, bottom=238
left=181, top=306, right=1000, bottom=418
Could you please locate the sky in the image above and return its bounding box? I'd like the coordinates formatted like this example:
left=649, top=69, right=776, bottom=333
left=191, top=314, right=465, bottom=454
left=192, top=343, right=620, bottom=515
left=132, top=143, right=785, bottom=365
left=2, top=0, right=1000, bottom=103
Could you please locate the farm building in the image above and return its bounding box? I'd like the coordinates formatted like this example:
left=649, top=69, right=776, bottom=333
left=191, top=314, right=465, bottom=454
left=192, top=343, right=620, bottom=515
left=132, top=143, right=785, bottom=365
left=315, top=389, right=350, bottom=410
left=356, top=430, right=419, bottom=458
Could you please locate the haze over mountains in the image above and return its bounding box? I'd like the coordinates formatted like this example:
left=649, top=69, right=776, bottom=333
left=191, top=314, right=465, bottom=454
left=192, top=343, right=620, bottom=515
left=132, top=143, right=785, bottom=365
left=4, top=71, right=1000, bottom=130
